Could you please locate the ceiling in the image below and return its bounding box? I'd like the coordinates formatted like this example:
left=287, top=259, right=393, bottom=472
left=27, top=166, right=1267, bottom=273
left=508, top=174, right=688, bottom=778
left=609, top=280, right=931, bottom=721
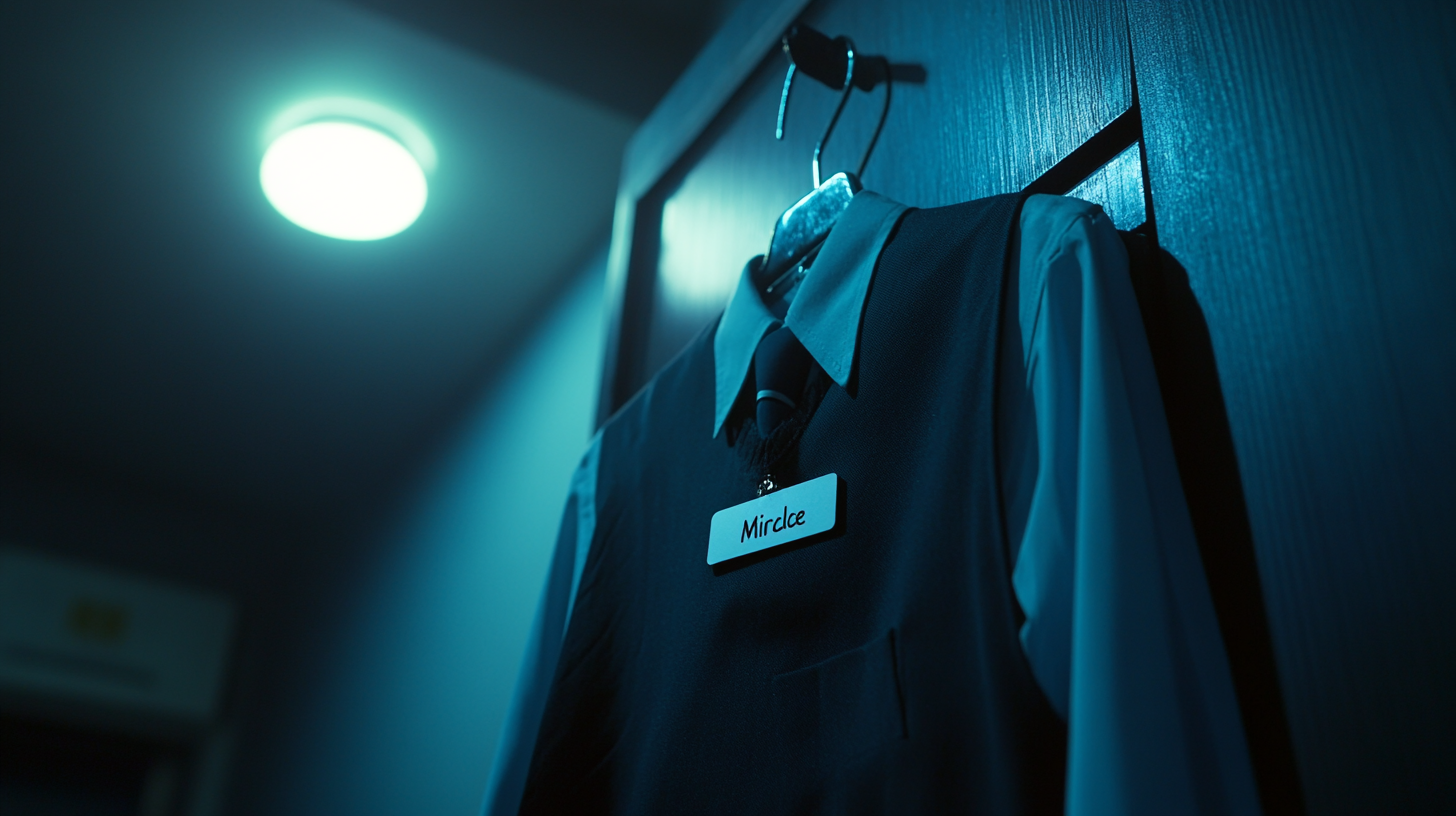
left=348, top=0, right=742, bottom=117
left=0, top=0, right=743, bottom=531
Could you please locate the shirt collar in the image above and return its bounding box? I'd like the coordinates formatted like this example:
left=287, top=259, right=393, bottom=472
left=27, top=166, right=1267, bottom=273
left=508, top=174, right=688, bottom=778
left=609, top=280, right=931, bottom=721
left=712, top=190, right=910, bottom=437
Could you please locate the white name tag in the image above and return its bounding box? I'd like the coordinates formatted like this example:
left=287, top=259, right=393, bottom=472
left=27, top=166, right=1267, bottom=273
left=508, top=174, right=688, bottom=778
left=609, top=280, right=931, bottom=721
left=707, top=473, right=839, bottom=565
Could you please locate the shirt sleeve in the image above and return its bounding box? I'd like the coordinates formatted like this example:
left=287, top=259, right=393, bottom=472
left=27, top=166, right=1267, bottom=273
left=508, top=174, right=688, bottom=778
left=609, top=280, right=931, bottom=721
left=1009, top=195, right=1262, bottom=815
left=480, top=434, right=601, bottom=816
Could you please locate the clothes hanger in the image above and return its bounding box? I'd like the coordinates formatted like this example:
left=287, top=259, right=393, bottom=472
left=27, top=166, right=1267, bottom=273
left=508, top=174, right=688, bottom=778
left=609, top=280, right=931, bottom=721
left=758, top=25, right=891, bottom=303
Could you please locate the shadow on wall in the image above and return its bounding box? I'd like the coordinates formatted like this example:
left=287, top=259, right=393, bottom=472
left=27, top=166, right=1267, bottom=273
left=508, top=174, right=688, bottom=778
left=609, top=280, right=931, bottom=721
left=258, top=249, right=607, bottom=816
left=1122, top=235, right=1304, bottom=816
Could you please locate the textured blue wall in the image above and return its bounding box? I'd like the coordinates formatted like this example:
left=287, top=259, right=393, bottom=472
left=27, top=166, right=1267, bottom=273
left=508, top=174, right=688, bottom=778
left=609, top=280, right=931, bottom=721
left=260, top=252, right=605, bottom=816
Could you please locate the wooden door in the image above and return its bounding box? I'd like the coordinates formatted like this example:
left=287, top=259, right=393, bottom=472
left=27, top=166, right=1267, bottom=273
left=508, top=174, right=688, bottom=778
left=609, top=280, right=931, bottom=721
left=596, top=0, right=1455, bottom=812
left=1126, top=3, right=1456, bottom=813
left=606, top=0, right=1137, bottom=397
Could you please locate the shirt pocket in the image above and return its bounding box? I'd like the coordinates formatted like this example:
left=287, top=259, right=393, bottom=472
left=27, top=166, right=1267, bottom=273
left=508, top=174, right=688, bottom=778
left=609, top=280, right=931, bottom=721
left=771, top=628, right=907, bottom=785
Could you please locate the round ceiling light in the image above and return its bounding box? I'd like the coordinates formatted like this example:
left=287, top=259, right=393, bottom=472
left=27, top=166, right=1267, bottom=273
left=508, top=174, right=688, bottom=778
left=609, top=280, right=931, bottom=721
left=260, top=120, right=427, bottom=241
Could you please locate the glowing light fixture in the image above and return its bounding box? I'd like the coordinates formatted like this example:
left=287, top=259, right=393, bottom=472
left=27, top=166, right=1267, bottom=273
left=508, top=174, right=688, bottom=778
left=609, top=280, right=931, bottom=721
left=260, top=119, right=427, bottom=240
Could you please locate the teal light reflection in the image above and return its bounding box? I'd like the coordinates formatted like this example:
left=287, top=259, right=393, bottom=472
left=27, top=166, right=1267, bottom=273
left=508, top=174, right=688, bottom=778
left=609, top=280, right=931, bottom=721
left=1067, top=142, right=1146, bottom=230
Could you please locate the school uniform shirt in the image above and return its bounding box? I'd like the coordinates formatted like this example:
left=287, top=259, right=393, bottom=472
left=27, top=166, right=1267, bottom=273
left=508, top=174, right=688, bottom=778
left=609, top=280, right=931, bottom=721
left=481, top=193, right=1261, bottom=816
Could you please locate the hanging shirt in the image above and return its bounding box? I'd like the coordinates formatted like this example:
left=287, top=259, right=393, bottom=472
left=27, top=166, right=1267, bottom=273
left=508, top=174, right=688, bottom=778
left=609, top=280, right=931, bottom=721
left=482, top=193, right=1261, bottom=816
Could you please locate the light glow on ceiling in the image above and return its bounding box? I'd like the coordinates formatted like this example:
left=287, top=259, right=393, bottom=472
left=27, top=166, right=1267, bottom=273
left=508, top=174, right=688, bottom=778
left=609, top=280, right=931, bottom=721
left=260, top=121, right=427, bottom=241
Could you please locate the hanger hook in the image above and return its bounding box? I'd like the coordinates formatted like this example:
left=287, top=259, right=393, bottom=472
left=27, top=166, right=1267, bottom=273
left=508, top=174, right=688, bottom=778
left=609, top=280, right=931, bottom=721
left=812, top=38, right=855, bottom=188
left=854, top=57, right=892, bottom=179
left=776, top=62, right=796, bottom=141
left=776, top=30, right=893, bottom=189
